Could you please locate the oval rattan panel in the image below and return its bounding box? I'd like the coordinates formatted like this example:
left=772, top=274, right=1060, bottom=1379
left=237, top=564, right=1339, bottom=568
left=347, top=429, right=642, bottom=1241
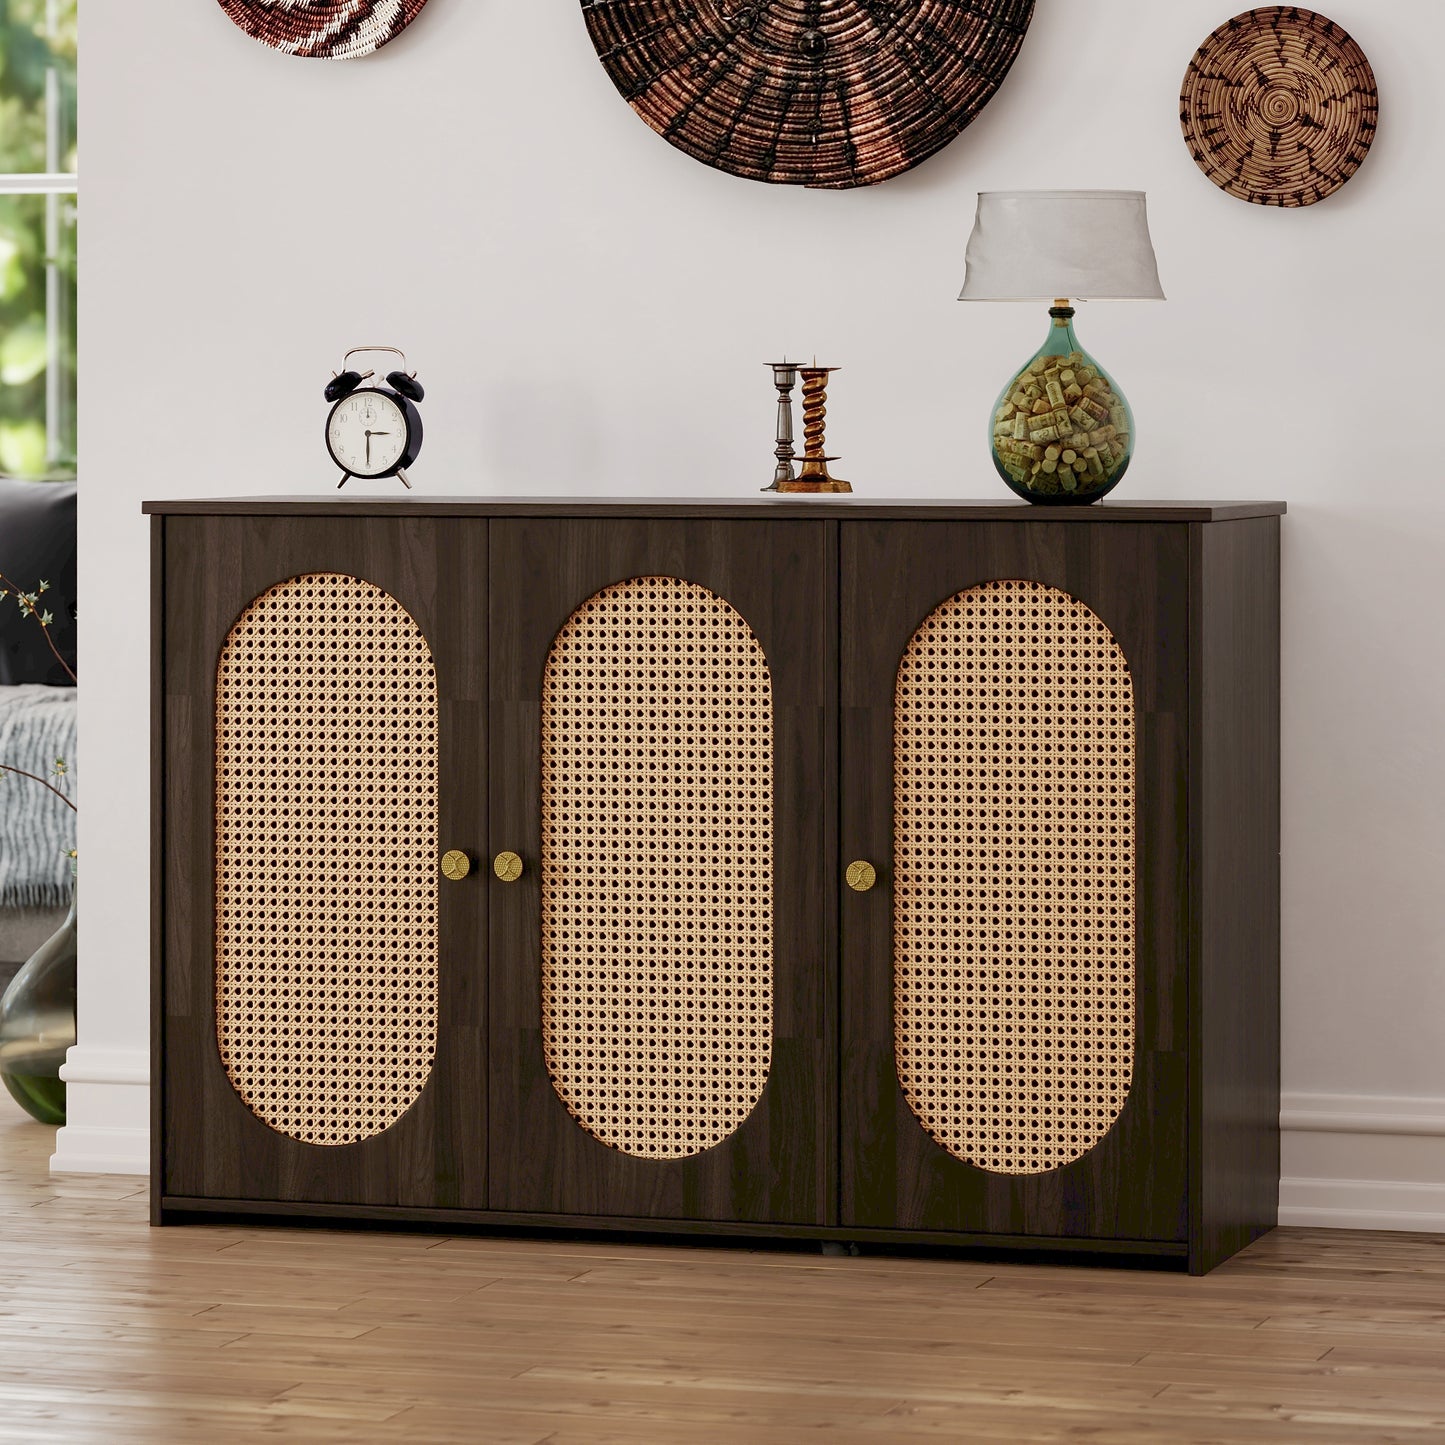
left=893, top=580, right=1136, bottom=1176
left=216, top=1, right=429, bottom=59
left=581, top=0, right=1036, bottom=189
left=541, top=576, right=774, bottom=1160
left=1180, top=7, right=1377, bottom=207
left=214, top=573, right=439, bottom=1147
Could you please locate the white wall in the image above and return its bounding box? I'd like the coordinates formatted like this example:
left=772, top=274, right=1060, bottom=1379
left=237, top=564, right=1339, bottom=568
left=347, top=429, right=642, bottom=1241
left=66, top=0, right=1445, bottom=1224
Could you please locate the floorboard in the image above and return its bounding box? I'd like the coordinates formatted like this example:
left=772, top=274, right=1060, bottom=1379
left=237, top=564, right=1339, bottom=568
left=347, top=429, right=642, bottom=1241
left=1, top=1094, right=1443, bottom=1442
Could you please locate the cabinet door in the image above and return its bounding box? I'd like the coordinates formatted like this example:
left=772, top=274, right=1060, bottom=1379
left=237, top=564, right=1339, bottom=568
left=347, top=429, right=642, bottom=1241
left=489, top=518, right=832, bottom=1225
left=160, top=516, right=486, bottom=1211
left=840, top=521, right=1188, bottom=1242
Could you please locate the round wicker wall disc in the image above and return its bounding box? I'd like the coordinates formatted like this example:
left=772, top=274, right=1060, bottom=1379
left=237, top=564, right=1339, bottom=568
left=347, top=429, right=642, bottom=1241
left=217, top=0, right=429, bottom=60
left=1180, top=7, right=1377, bottom=207
left=582, top=0, right=1036, bottom=189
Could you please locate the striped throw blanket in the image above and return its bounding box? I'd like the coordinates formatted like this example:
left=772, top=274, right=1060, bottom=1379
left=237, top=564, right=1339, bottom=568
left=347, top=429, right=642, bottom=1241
left=0, top=685, right=77, bottom=908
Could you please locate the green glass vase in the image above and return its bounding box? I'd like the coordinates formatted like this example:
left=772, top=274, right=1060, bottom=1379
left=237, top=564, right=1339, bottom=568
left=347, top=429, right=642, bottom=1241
left=0, top=865, right=76, bottom=1125
left=990, top=304, right=1134, bottom=506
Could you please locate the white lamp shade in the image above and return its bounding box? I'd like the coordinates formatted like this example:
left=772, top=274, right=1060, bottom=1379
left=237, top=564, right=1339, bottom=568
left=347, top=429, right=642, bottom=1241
left=959, top=190, right=1166, bottom=302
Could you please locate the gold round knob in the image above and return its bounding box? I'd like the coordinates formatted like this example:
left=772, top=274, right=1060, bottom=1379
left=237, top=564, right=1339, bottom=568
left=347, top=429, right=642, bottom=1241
left=493, top=850, right=524, bottom=883
left=846, top=860, right=878, bottom=893
left=440, top=850, right=472, bottom=881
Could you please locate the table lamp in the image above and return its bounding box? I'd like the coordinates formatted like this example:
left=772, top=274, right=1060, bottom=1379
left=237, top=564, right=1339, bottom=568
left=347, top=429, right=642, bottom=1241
left=959, top=190, right=1165, bottom=505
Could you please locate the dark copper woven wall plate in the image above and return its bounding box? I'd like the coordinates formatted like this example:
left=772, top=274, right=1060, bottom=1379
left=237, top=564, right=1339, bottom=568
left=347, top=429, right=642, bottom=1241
left=1180, top=7, right=1377, bottom=207
left=217, top=0, right=430, bottom=60
left=581, top=0, right=1036, bottom=190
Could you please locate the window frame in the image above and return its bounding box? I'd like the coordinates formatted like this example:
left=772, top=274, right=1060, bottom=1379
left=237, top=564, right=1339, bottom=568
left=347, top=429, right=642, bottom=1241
left=0, top=0, right=78, bottom=477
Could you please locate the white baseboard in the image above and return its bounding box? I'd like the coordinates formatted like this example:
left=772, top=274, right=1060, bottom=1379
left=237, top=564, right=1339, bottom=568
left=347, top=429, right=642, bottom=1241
left=48, top=1126, right=150, bottom=1176
left=1280, top=1091, right=1445, bottom=1232
left=1277, top=1178, right=1445, bottom=1232
left=50, top=1046, right=150, bottom=1176
left=41, top=1067, right=1445, bottom=1227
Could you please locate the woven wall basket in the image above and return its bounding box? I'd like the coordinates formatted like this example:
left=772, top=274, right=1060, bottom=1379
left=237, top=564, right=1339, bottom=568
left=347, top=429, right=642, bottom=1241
left=1180, top=7, right=1377, bottom=207
left=217, top=0, right=429, bottom=60
left=581, top=0, right=1035, bottom=189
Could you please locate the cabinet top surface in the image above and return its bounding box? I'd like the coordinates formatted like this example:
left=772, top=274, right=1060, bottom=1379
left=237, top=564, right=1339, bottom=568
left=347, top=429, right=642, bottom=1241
left=143, top=496, right=1286, bottom=522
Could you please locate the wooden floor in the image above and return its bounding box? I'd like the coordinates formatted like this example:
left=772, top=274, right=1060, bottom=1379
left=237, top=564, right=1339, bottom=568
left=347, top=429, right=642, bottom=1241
left=1, top=1100, right=1443, bottom=1443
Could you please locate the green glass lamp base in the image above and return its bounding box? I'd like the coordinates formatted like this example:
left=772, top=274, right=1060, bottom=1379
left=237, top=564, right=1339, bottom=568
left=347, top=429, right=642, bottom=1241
left=2, top=1071, right=65, bottom=1126
left=0, top=869, right=76, bottom=1127
left=989, top=305, right=1135, bottom=506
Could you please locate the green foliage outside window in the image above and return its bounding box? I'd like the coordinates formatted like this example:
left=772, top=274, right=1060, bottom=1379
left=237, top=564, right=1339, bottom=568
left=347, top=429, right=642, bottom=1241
left=0, top=0, right=77, bottom=481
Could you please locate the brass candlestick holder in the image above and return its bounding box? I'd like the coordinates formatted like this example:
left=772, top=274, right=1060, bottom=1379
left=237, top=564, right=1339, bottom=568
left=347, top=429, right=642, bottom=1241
left=772, top=365, right=850, bottom=494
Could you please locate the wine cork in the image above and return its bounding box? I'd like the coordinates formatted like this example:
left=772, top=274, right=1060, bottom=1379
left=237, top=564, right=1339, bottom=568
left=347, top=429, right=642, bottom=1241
left=994, top=351, right=1131, bottom=500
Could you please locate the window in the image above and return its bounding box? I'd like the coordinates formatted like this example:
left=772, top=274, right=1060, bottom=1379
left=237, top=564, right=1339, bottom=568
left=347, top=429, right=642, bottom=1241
left=0, top=0, right=76, bottom=481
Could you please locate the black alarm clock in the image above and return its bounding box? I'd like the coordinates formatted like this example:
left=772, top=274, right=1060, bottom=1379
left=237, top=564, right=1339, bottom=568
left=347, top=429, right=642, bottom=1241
left=324, top=346, right=425, bottom=490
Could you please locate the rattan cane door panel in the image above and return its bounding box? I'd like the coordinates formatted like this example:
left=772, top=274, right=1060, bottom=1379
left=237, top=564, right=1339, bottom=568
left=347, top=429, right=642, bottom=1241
left=489, top=518, right=832, bottom=1225
left=214, top=573, right=439, bottom=1147
left=540, top=577, right=774, bottom=1160
left=893, top=580, right=1136, bottom=1177
left=160, top=515, right=486, bottom=1211
left=840, top=520, right=1189, bottom=1243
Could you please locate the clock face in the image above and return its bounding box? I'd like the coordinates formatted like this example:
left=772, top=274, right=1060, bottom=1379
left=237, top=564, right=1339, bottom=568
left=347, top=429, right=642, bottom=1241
left=327, top=390, right=409, bottom=477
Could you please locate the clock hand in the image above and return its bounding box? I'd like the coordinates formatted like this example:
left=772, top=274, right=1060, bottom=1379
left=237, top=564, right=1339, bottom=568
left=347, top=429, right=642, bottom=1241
left=363, top=430, right=392, bottom=470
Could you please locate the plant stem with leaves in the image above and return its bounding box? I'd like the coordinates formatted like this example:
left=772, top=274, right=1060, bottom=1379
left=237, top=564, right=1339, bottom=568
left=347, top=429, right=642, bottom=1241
left=0, top=570, right=77, bottom=827
left=0, top=572, right=76, bottom=684
left=0, top=758, right=74, bottom=812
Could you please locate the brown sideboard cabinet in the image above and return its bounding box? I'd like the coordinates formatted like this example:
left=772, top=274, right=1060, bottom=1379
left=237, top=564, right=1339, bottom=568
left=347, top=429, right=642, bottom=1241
left=147, top=498, right=1283, bottom=1274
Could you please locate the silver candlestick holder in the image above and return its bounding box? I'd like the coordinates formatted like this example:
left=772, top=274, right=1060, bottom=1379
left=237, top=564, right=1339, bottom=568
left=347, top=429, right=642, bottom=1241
left=762, top=360, right=800, bottom=491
